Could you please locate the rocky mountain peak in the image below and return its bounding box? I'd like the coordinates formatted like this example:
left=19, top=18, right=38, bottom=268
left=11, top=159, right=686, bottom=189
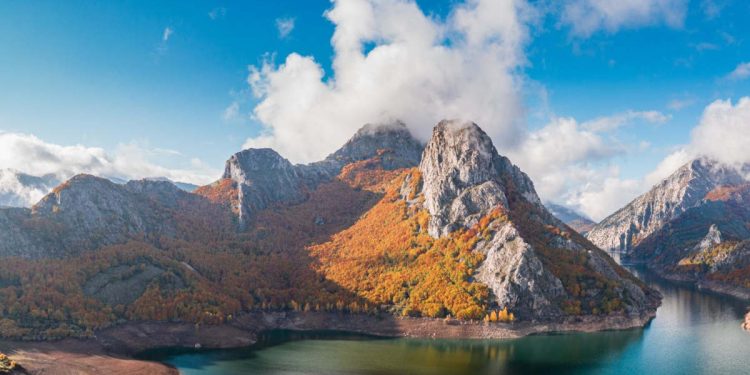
left=419, top=120, right=541, bottom=237
left=586, top=157, right=747, bottom=253
left=326, top=121, right=423, bottom=169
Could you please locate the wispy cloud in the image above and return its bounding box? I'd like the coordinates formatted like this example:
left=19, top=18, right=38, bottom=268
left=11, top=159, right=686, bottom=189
left=727, top=62, right=750, bottom=81
left=560, top=0, right=688, bottom=37
left=275, top=17, right=295, bottom=39
left=582, top=110, right=670, bottom=132
left=667, top=98, right=695, bottom=111
left=223, top=101, right=241, bottom=121
left=162, top=27, right=174, bottom=42
left=209, top=7, right=226, bottom=20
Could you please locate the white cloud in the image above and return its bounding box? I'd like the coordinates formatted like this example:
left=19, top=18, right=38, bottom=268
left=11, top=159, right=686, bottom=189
left=582, top=110, right=670, bottom=132
left=275, top=17, right=296, bottom=39
left=223, top=101, right=241, bottom=121
left=573, top=174, right=644, bottom=221
left=162, top=27, right=174, bottom=42
left=246, top=0, right=531, bottom=163
left=209, top=7, right=227, bottom=20
left=667, top=98, right=695, bottom=111
left=509, top=118, right=617, bottom=197
left=560, top=0, right=688, bottom=37
left=727, top=62, right=750, bottom=81
left=688, top=97, right=750, bottom=168
left=0, top=132, right=219, bottom=187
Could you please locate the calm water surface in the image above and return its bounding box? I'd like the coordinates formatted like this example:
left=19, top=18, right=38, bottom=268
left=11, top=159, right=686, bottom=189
left=146, top=267, right=750, bottom=374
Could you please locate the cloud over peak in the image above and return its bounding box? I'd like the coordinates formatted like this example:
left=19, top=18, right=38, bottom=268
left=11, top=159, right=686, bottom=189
left=245, top=0, right=531, bottom=163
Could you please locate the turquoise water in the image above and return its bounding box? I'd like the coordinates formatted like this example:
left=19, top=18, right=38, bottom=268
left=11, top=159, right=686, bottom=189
left=148, top=268, right=750, bottom=374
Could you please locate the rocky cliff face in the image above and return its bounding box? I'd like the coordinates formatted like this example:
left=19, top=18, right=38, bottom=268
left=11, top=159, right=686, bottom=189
left=199, top=122, right=423, bottom=227
left=420, top=120, right=541, bottom=237
left=586, top=158, right=746, bottom=253
left=418, top=120, right=658, bottom=320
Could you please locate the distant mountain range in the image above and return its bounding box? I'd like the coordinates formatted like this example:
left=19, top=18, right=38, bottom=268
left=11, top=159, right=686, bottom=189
left=586, top=158, right=750, bottom=299
left=0, top=120, right=658, bottom=340
left=0, top=170, right=198, bottom=208
left=545, top=202, right=596, bottom=234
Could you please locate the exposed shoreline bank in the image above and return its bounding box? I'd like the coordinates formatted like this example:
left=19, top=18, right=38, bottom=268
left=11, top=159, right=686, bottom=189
left=0, top=310, right=656, bottom=374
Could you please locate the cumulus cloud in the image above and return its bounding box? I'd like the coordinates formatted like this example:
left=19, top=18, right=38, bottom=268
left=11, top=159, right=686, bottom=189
left=508, top=117, right=619, bottom=202
left=688, top=97, right=750, bottom=168
left=275, top=17, right=296, bottom=39
left=560, top=0, right=688, bottom=37
left=0, top=131, right=219, bottom=190
left=245, top=0, right=531, bottom=163
left=727, top=62, right=750, bottom=81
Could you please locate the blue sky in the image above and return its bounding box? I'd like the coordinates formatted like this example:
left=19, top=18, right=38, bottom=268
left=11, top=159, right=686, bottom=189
left=1, top=0, right=749, bottom=219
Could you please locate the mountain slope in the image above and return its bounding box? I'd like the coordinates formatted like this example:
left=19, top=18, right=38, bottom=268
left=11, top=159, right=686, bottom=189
left=195, top=121, right=423, bottom=227
left=0, top=176, right=234, bottom=258
left=624, top=183, right=750, bottom=297
left=0, top=121, right=659, bottom=340
left=586, top=158, right=745, bottom=253
left=545, top=202, right=596, bottom=234
left=315, top=121, right=659, bottom=321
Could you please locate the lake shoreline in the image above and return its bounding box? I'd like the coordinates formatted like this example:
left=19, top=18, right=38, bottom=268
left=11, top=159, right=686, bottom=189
left=0, top=310, right=656, bottom=374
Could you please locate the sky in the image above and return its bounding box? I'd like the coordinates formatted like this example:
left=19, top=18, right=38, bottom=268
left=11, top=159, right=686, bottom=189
left=0, top=0, right=749, bottom=220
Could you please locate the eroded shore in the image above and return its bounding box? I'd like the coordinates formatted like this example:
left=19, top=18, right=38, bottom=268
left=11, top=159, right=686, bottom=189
left=0, top=310, right=656, bottom=375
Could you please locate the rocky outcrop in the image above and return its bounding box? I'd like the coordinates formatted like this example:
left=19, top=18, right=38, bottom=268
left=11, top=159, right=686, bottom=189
left=586, top=158, right=746, bottom=253
left=200, top=122, right=424, bottom=227
left=418, top=120, right=659, bottom=321
left=420, top=120, right=541, bottom=237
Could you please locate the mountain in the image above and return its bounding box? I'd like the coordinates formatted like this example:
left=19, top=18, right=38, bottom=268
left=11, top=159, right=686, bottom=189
left=0, top=169, right=60, bottom=208
left=545, top=202, right=596, bottom=234
left=143, top=177, right=199, bottom=192
left=407, top=120, right=658, bottom=320
left=623, top=183, right=750, bottom=298
left=0, top=120, right=658, bottom=341
left=586, top=158, right=745, bottom=253
left=587, top=157, right=750, bottom=299
left=0, top=175, right=233, bottom=258
left=195, top=121, right=423, bottom=227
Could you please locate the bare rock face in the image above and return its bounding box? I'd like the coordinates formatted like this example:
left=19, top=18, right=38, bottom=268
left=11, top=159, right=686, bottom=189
left=418, top=120, right=658, bottom=321
left=474, top=222, right=566, bottom=319
left=586, top=158, right=745, bottom=253
left=420, top=120, right=541, bottom=237
left=222, top=148, right=310, bottom=226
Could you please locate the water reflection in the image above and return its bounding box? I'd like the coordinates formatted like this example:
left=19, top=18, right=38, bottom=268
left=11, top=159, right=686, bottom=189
left=152, top=267, right=750, bottom=375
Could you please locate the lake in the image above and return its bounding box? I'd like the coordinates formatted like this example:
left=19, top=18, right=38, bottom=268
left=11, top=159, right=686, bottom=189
left=147, top=267, right=750, bottom=374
